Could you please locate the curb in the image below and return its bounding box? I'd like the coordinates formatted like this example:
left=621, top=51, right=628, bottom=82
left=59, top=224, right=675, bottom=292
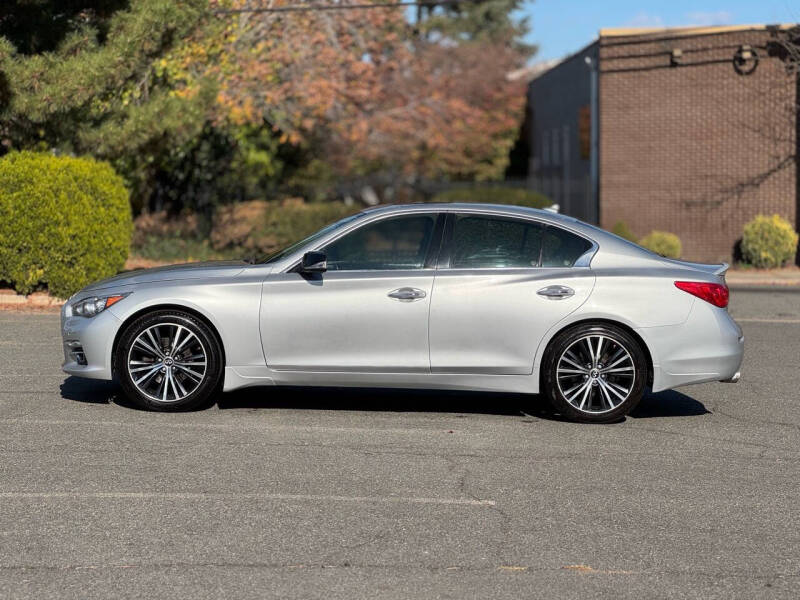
left=0, top=291, right=64, bottom=311
left=728, top=284, right=800, bottom=293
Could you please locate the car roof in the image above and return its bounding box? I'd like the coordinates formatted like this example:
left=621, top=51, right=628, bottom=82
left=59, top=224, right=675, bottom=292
left=360, top=202, right=602, bottom=236
left=360, top=202, right=579, bottom=224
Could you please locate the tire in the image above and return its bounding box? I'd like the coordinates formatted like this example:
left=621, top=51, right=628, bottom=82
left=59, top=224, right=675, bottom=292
left=542, top=323, right=647, bottom=423
left=114, top=310, right=223, bottom=411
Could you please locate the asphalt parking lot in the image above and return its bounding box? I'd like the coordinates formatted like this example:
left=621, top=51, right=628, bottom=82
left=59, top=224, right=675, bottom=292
left=0, top=288, right=798, bottom=599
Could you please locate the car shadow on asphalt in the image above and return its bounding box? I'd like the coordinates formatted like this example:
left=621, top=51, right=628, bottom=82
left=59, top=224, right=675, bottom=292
left=629, top=389, right=710, bottom=419
left=60, top=376, right=118, bottom=404
left=59, top=376, right=710, bottom=420
left=217, top=386, right=710, bottom=421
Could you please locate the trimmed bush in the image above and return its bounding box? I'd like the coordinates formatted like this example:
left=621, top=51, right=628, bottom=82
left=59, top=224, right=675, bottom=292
left=639, top=230, right=682, bottom=259
left=0, top=152, right=132, bottom=298
left=741, top=214, right=798, bottom=269
left=211, top=198, right=359, bottom=256
left=430, top=187, right=552, bottom=209
left=611, top=220, right=638, bottom=243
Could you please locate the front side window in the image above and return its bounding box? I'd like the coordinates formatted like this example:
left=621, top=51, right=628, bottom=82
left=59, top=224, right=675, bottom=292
left=450, top=215, right=543, bottom=269
left=322, top=214, right=436, bottom=271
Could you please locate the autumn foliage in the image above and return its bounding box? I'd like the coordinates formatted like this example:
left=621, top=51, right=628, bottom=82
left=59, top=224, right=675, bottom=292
left=0, top=0, right=532, bottom=213
left=185, top=0, right=527, bottom=180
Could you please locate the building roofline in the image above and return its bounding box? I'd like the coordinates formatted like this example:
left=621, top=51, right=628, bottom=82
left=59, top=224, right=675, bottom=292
left=527, top=39, right=599, bottom=83
left=599, top=23, right=795, bottom=39
left=527, top=23, right=797, bottom=83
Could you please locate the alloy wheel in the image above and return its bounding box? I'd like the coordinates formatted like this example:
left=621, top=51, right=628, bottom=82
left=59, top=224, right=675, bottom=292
left=126, top=322, right=207, bottom=403
left=555, top=334, right=635, bottom=414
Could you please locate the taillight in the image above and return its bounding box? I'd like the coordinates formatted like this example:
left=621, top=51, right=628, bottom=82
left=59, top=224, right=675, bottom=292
left=674, top=281, right=729, bottom=308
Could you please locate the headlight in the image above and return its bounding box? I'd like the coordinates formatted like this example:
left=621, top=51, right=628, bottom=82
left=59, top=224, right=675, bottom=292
left=71, top=293, right=130, bottom=318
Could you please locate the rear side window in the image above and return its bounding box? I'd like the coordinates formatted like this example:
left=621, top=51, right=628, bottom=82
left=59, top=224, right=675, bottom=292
left=540, top=226, right=592, bottom=267
left=450, top=215, right=543, bottom=269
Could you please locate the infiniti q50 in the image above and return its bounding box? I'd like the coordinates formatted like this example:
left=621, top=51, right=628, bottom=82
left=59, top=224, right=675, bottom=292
left=61, top=203, right=743, bottom=423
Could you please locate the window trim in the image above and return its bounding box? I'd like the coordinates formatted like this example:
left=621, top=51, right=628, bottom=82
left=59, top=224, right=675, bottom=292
left=286, top=212, right=445, bottom=274
left=438, top=212, right=596, bottom=271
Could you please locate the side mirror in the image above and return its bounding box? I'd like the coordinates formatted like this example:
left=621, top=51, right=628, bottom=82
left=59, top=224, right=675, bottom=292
left=301, top=251, right=327, bottom=273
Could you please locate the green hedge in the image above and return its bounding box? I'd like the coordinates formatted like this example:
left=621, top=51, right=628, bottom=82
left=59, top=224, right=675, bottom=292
left=430, top=187, right=552, bottom=209
left=611, top=220, right=638, bottom=243
left=741, top=214, right=798, bottom=268
left=639, top=230, right=682, bottom=259
left=210, top=199, right=359, bottom=257
left=0, top=152, right=132, bottom=298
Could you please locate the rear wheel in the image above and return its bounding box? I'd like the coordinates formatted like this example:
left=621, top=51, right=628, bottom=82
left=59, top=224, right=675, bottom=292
left=543, top=323, right=647, bottom=423
left=115, top=310, right=223, bottom=411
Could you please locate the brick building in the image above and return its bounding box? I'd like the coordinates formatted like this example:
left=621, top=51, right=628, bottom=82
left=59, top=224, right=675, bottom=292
left=526, top=25, right=798, bottom=263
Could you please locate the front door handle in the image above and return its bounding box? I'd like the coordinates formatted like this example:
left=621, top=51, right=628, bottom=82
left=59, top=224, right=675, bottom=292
left=387, top=287, right=427, bottom=302
left=537, top=285, right=575, bottom=300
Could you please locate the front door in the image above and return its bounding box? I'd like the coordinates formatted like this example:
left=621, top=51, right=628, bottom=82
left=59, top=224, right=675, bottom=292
left=429, top=214, right=596, bottom=374
left=260, top=213, right=441, bottom=372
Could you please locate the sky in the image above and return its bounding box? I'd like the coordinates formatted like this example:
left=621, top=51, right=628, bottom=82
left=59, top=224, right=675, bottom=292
left=520, top=0, right=800, bottom=62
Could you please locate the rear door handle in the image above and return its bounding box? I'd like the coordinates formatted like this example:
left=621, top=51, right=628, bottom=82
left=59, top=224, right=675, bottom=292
left=388, top=287, right=427, bottom=302
left=537, top=285, right=575, bottom=300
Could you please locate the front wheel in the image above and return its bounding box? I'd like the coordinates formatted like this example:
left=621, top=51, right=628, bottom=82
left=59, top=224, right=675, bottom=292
left=114, top=310, right=223, bottom=411
left=542, top=323, right=648, bottom=423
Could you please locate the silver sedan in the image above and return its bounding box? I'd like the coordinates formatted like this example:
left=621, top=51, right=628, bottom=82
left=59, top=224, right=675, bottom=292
left=61, top=203, right=743, bottom=423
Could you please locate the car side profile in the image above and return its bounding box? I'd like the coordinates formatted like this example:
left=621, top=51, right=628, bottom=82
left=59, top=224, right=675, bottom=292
left=61, top=203, right=743, bottom=423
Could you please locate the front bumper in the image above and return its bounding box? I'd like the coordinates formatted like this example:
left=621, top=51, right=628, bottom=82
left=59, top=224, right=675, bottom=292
left=61, top=306, right=121, bottom=380
left=637, top=300, right=744, bottom=393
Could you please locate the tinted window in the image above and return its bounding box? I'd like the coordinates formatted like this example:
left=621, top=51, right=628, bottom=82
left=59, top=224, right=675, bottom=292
left=450, top=215, right=543, bottom=269
left=322, top=214, right=436, bottom=271
left=540, top=226, right=592, bottom=267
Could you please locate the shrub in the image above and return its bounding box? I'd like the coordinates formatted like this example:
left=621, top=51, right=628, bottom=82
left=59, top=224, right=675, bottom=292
left=639, top=230, right=682, bottom=258
left=611, top=220, right=638, bottom=243
left=211, top=198, right=359, bottom=256
left=430, top=187, right=552, bottom=209
left=0, top=152, right=132, bottom=298
left=741, top=214, right=798, bottom=269
left=132, top=210, right=200, bottom=246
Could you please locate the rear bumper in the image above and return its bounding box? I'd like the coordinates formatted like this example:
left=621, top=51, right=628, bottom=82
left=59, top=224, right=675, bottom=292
left=720, top=371, right=741, bottom=383
left=637, top=300, right=744, bottom=392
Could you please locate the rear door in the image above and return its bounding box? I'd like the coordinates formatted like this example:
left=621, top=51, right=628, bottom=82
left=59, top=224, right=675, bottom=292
left=429, top=213, right=596, bottom=375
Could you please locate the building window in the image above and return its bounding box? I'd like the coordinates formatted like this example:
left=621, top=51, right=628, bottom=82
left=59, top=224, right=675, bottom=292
left=542, top=130, right=550, bottom=166
left=552, top=128, right=560, bottom=166
left=578, top=105, right=591, bottom=160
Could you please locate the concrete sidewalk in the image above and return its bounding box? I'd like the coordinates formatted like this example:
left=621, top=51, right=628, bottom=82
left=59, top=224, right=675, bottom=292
left=725, top=267, right=800, bottom=288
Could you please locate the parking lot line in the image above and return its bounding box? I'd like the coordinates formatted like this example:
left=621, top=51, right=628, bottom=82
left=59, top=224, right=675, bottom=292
left=0, top=418, right=457, bottom=435
left=0, top=491, right=495, bottom=507
left=735, top=318, right=800, bottom=323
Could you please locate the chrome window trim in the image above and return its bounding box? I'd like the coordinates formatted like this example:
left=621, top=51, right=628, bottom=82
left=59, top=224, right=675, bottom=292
left=276, top=205, right=599, bottom=274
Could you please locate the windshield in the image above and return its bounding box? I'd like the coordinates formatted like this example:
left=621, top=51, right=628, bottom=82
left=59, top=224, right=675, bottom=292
left=258, top=212, right=364, bottom=264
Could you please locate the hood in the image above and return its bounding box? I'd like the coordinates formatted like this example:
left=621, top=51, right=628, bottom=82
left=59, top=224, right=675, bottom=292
left=82, top=260, right=248, bottom=293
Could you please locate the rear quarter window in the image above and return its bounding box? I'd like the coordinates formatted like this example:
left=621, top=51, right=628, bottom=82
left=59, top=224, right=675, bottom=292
left=540, top=226, right=593, bottom=267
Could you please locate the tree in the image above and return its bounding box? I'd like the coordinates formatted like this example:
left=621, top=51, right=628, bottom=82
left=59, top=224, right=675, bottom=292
left=0, top=0, right=223, bottom=211
left=1, top=0, right=536, bottom=210
left=192, top=0, right=531, bottom=187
